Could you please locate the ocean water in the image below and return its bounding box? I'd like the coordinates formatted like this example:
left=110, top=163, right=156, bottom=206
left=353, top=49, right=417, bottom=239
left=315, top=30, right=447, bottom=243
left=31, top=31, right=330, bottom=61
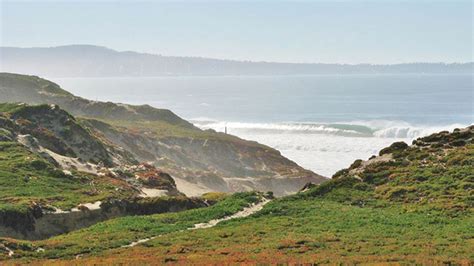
left=54, top=74, right=473, bottom=177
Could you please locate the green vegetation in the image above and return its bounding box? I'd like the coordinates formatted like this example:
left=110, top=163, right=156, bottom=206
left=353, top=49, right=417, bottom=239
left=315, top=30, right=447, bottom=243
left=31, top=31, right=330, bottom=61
left=2, top=192, right=262, bottom=260
left=0, top=103, right=28, bottom=114
left=0, top=103, right=122, bottom=166
left=2, top=127, right=470, bottom=264
left=0, top=103, right=138, bottom=213
left=0, top=141, right=134, bottom=211
left=1, top=72, right=472, bottom=264
left=117, top=198, right=471, bottom=264
left=68, top=127, right=470, bottom=264
left=201, top=192, right=229, bottom=202
left=328, top=129, right=474, bottom=214
left=0, top=140, right=138, bottom=240
left=83, top=117, right=264, bottom=144
left=0, top=73, right=73, bottom=97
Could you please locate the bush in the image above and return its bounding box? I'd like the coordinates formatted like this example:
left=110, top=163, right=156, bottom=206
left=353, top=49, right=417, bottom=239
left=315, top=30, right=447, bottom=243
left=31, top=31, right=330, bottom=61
left=349, top=159, right=363, bottom=169
left=379, top=141, right=408, bottom=156
left=332, top=168, right=349, bottom=178
left=29, top=159, right=49, bottom=170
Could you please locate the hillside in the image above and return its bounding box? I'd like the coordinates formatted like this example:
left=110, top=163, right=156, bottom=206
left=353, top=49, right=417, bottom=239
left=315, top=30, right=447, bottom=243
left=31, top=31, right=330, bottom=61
left=1, top=127, right=472, bottom=264
left=0, top=103, right=215, bottom=240
left=1, top=45, right=472, bottom=77
left=0, top=73, right=193, bottom=126
left=0, top=73, right=325, bottom=196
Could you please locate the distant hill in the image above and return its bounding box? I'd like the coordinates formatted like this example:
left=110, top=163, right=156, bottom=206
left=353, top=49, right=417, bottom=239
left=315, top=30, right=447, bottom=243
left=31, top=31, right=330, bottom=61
left=1, top=45, right=472, bottom=77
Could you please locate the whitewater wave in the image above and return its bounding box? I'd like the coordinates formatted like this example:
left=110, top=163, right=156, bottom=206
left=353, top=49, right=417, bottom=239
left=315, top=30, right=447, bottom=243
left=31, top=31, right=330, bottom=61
left=191, top=118, right=470, bottom=176
left=192, top=119, right=468, bottom=139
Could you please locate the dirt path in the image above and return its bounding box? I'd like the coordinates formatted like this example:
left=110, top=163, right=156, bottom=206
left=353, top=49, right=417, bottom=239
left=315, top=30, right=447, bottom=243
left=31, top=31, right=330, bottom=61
left=191, top=198, right=270, bottom=229
left=122, top=198, right=271, bottom=248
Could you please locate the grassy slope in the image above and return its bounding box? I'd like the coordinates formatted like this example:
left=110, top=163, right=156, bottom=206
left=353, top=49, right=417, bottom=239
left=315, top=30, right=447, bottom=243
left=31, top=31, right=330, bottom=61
left=90, top=198, right=471, bottom=265
left=0, top=72, right=196, bottom=130
left=0, top=141, right=135, bottom=212
left=104, top=119, right=264, bottom=144
left=0, top=103, right=141, bottom=213
left=6, top=127, right=471, bottom=264
left=1, top=192, right=262, bottom=261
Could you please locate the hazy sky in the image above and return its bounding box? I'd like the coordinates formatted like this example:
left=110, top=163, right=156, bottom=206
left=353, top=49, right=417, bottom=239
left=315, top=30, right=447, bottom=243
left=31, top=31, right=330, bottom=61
left=1, top=0, right=472, bottom=64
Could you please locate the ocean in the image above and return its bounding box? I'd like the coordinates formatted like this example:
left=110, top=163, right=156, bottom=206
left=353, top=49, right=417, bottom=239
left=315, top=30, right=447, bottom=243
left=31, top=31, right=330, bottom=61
left=54, top=74, right=473, bottom=177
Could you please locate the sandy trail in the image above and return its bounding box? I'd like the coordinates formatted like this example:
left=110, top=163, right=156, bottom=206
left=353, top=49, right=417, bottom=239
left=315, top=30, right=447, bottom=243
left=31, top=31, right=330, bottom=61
left=191, top=198, right=270, bottom=229
left=122, top=198, right=270, bottom=248
left=123, top=237, right=156, bottom=248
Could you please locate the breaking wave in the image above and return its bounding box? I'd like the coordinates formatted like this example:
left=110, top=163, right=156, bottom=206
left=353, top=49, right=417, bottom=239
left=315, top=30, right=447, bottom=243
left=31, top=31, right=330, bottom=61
left=192, top=119, right=467, bottom=139
left=191, top=118, right=470, bottom=176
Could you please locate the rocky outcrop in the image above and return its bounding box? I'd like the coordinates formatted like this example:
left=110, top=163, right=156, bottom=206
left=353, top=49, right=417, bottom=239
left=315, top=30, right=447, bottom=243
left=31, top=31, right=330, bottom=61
left=0, top=196, right=207, bottom=240
left=82, top=118, right=323, bottom=196
left=0, top=104, right=137, bottom=167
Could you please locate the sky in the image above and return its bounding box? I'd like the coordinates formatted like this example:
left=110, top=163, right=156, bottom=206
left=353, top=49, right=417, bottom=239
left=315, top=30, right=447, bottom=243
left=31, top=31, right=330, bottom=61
left=0, top=0, right=472, bottom=64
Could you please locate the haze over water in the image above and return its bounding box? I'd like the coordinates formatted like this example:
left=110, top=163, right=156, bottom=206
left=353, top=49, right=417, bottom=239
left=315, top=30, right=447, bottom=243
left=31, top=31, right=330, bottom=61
left=55, top=73, right=473, bottom=176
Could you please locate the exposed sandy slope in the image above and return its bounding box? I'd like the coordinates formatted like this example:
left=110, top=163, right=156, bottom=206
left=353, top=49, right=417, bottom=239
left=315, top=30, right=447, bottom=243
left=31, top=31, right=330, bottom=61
left=52, top=188, right=170, bottom=214
left=17, top=134, right=100, bottom=175
left=52, top=201, right=103, bottom=214
left=139, top=188, right=169, bottom=198
left=71, top=201, right=102, bottom=212
left=44, top=150, right=99, bottom=175
left=173, top=177, right=214, bottom=197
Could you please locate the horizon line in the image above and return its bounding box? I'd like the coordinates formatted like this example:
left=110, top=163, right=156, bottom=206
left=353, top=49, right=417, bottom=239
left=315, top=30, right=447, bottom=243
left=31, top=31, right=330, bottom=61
left=2, top=44, right=473, bottom=66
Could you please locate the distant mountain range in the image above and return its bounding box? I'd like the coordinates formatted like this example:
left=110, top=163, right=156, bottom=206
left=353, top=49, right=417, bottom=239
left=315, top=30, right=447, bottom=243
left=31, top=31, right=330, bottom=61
left=1, top=45, right=472, bottom=77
